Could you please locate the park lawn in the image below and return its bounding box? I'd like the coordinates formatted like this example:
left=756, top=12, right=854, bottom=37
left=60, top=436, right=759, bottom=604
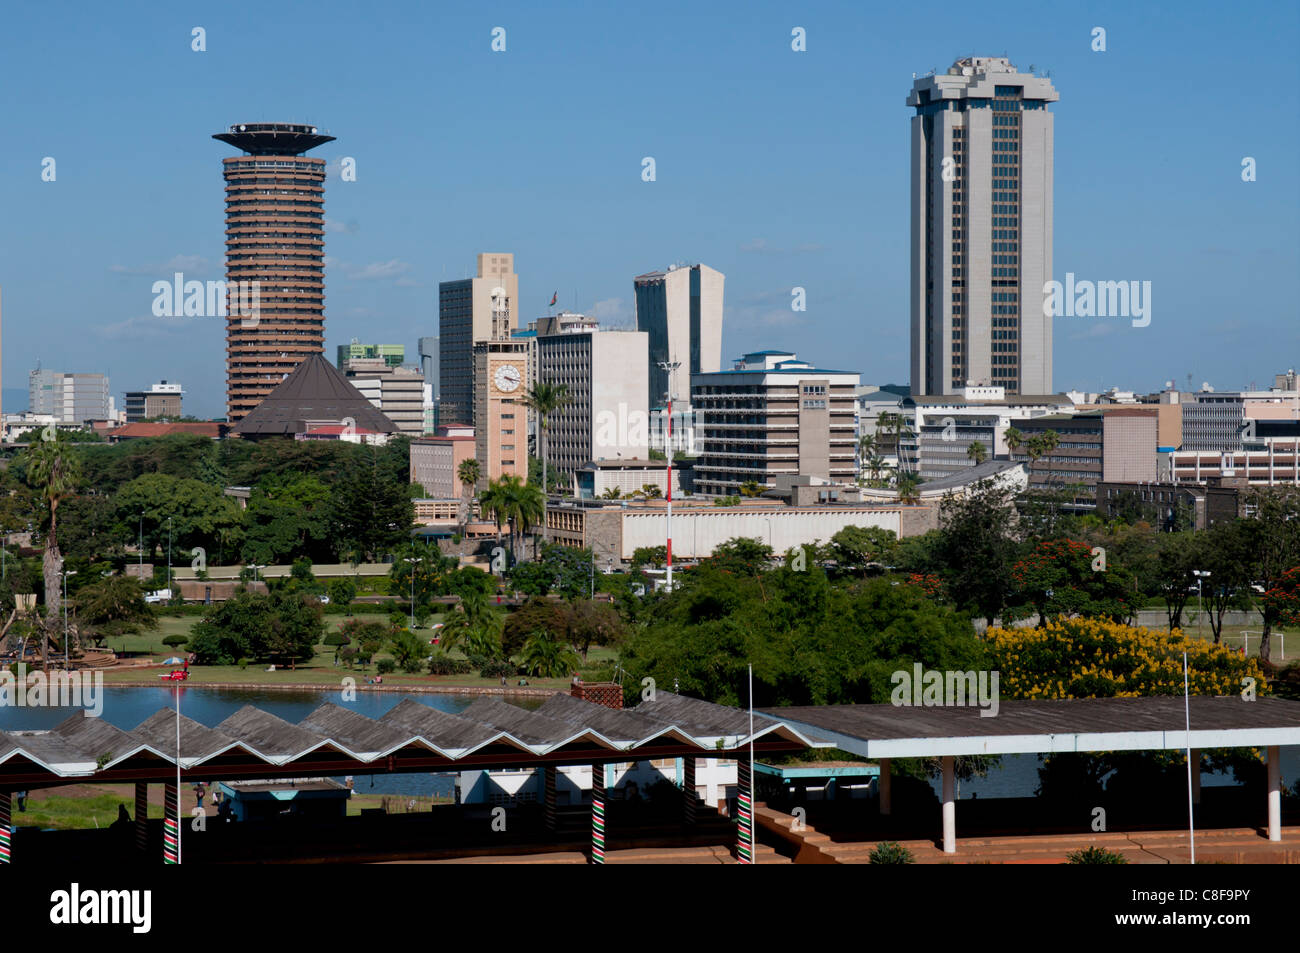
left=12, top=784, right=146, bottom=831
left=100, top=612, right=415, bottom=657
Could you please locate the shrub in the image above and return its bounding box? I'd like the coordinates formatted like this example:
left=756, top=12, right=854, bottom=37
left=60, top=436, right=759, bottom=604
left=478, top=658, right=517, bottom=680
left=376, top=658, right=396, bottom=675
left=161, top=634, right=189, bottom=649
left=1066, top=845, right=1128, bottom=864
left=868, top=842, right=915, bottom=864
left=237, top=658, right=249, bottom=670
left=428, top=653, right=472, bottom=676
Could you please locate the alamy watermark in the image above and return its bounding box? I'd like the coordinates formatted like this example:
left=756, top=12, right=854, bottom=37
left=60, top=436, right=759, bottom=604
left=0, top=664, right=104, bottom=717
left=891, top=663, right=999, bottom=717
left=1042, top=273, right=1150, bottom=328
left=151, top=272, right=260, bottom=326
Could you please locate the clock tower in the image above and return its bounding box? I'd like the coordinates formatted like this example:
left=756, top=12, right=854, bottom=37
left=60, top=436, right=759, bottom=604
left=473, top=288, right=532, bottom=488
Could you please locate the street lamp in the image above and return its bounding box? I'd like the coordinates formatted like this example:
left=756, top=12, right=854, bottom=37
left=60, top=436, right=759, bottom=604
left=1193, top=570, right=1212, bottom=631
left=409, top=550, right=417, bottom=631
left=138, top=512, right=145, bottom=579
left=167, top=517, right=174, bottom=593
left=62, top=569, right=77, bottom=669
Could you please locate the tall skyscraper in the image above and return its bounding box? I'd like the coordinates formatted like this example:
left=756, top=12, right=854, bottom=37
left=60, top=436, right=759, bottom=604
left=908, top=57, right=1058, bottom=397
left=634, top=263, right=724, bottom=409
left=212, top=122, right=335, bottom=421
left=418, top=336, right=439, bottom=399
left=439, top=253, right=518, bottom=426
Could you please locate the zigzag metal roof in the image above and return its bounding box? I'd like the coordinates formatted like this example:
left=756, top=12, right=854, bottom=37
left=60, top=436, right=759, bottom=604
left=0, top=693, right=830, bottom=784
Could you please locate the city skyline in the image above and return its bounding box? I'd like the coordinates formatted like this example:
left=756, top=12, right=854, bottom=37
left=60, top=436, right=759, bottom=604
left=0, top=1, right=1296, bottom=418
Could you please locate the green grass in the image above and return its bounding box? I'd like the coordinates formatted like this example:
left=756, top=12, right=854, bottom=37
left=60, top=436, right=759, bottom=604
left=14, top=789, right=133, bottom=831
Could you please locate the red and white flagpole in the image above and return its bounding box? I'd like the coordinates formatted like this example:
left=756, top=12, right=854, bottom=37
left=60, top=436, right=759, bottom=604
left=659, top=360, right=680, bottom=591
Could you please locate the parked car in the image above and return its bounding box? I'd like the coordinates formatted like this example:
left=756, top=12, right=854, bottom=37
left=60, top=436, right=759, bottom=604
left=144, top=589, right=172, bottom=604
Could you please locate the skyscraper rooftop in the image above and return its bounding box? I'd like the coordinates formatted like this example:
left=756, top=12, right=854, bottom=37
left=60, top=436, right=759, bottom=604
left=212, top=122, right=335, bottom=155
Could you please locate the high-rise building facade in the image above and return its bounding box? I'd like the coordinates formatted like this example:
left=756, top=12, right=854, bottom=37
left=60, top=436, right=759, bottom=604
left=439, top=254, right=518, bottom=426
left=535, top=313, right=649, bottom=479
left=691, top=351, right=859, bottom=496
left=212, top=122, right=334, bottom=421
left=418, top=336, right=439, bottom=399
left=472, top=286, right=530, bottom=488
left=337, top=341, right=404, bottom=369
left=908, top=58, right=1058, bottom=397
left=124, top=380, right=184, bottom=422
left=30, top=370, right=112, bottom=424
left=634, top=263, right=724, bottom=410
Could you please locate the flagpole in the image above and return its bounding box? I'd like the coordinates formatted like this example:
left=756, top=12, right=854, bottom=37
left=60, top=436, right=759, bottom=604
left=1183, top=651, right=1195, bottom=865
left=176, top=682, right=182, bottom=865
left=748, top=663, right=755, bottom=865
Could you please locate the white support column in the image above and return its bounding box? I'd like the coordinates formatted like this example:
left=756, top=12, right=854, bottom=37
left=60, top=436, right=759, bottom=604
left=941, top=755, right=956, bottom=855
left=1190, top=749, right=1201, bottom=805
left=879, top=758, right=892, bottom=816
left=1267, top=745, right=1281, bottom=843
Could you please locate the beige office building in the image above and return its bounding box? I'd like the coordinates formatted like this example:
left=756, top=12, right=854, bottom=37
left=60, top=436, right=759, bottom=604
left=439, top=254, right=519, bottom=425
left=691, top=351, right=859, bottom=496
left=535, top=313, right=650, bottom=479
left=908, top=57, right=1058, bottom=397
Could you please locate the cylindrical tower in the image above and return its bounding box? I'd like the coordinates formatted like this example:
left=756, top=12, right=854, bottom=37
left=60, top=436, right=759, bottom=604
left=212, top=122, right=335, bottom=421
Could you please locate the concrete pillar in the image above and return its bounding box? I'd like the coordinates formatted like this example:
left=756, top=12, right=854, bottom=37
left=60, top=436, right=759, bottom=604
left=590, top=762, right=606, bottom=864
left=0, top=792, right=10, bottom=864
left=941, top=755, right=956, bottom=855
left=1189, top=749, right=1201, bottom=805
left=736, top=755, right=754, bottom=864
left=135, top=782, right=149, bottom=854
left=1267, top=746, right=1281, bottom=843
left=682, top=757, right=697, bottom=827
left=879, top=758, right=892, bottom=816
left=542, top=766, right=557, bottom=833
left=163, top=783, right=179, bottom=864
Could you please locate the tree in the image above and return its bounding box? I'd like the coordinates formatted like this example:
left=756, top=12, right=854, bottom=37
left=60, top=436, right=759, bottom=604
left=826, top=526, right=898, bottom=577
left=1241, top=487, right=1300, bottom=663
left=509, top=543, right=594, bottom=600
left=456, top=457, right=481, bottom=531
left=1263, top=566, right=1300, bottom=630
left=481, top=475, right=543, bottom=563
left=640, top=483, right=663, bottom=499
left=631, top=545, right=667, bottom=569
left=75, top=575, right=157, bottom=648
left=1004, top=427, right=1024, bottom=456
left=24, top=431, right=82, bottom=628
left=520, top=629, right=581, bottom=678
left=1151, top=531, right=1199, bottom=631
left=1196, top=521, right=1255, bottom=644
left=740, top=481, right=762, bottom=498
left=519, top=380, right=572, bottom=540
left=389, top=628, right=429, bottom=673
left=330, top=448, right=415, bottom=562
left=114, top=473, right=244, bottom=566
left=936, top=480, right=1018, bottom=625
left=896, top=475, right=921, bottom=505
left=323, top=629, right=350, bottom=664
left=189, top=590, right=324, bottom=665
left=1007, top=538, right=1137, bottom=626
left=560, top=598, right=626, bottom=659
left=704, top=537, right=774, bottom=576
left=328, top=576, right=357, bottom=610
left=966, top=440, right=988, bottom=465
left=240, top=476, right=333, bottom=565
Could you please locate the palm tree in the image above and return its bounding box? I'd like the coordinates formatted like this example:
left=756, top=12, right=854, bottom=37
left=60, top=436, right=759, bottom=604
left=478, top=478, right=510, bottom=554
left=484, top=475, right=544, bottom=563
left=966, top=440, right=989, bottom=465
left=866, top=453, right=887, bottom=486
left=520, top=628, right=581, bottom=678
left=1004, top=427, right=1024, bottom=458
left=896, top=474, right=921, bottom=505
left=25, top=431, right=81, bottom=637
left=740, top=480, right=762, bottom=498
left=519, top=380, right=572, bottom=540
left=456, top=457, right=481, bottom=531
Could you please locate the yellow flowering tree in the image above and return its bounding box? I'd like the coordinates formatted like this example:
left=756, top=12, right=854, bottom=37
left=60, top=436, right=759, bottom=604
left=987, top=618, right=1263, bottom=700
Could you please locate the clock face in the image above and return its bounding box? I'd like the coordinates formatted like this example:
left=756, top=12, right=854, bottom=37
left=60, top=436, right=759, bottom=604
left=494, top=364, right=522, bottom=393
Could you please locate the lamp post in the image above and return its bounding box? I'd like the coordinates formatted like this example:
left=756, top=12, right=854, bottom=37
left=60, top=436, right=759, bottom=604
left=138, top=512, right=144, bottom=579
left=1193, top=570, right=1212, bottom=638
left=409, top=550, right=416, bottom=632
left=657, top=359, right=681, bottom=592
left=62, top=570, right=77, bottom=669
left=167, top=517, right=174, bottom=594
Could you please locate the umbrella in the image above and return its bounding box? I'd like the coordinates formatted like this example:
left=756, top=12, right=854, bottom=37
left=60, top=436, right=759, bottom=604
left=162, top=656, right=186, bottom=665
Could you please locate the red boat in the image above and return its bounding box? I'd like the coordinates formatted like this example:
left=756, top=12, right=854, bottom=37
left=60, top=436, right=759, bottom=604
left=160, top=660, right=191, bottom=681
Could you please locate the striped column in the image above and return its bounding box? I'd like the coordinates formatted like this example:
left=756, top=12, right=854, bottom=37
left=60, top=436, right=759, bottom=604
left=543, top=766, right=557, bottom=833
left=0, top=792, right=11, bottom=864
left=682, top=757, right=697, bottom=827
left=134, top=783, right=149, bottom=854
left=590, top=762, right=606, bottom=865
left=163, top=783, right=179, bottom=864
left=736, top=757, right=754, bottom=864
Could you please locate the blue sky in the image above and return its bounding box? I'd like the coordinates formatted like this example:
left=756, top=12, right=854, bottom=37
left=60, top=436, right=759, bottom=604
left=0, top=0, right=1296, bottom=417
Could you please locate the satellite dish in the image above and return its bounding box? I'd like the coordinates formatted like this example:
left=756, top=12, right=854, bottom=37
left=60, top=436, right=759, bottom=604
left=490, top=286, right=506, bottom=300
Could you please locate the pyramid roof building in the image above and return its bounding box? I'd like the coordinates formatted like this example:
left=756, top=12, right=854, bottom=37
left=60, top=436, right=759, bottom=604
left=232, top=354, right=399, bottom=437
